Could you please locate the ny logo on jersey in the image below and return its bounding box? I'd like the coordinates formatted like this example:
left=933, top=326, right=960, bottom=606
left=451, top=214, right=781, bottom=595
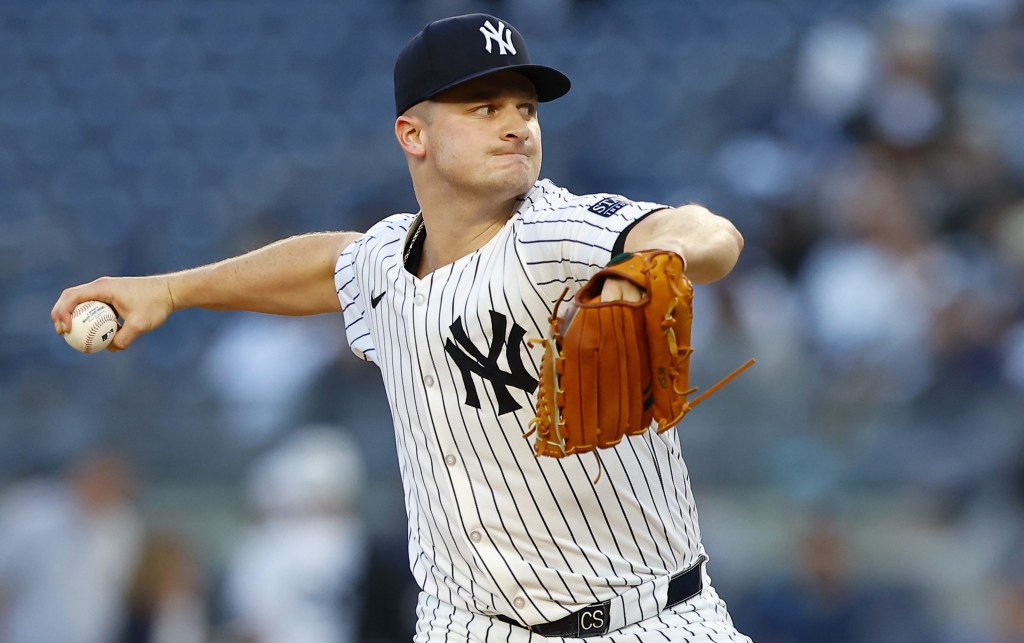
left=479, top=19, right=517, bottom=55
left=445, top=311, right=537, bottom=415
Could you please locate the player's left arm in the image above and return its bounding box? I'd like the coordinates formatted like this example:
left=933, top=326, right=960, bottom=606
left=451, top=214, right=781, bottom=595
left=623, top=205, right=743, bottom=284
left=597, top=205, right=742, bottom=303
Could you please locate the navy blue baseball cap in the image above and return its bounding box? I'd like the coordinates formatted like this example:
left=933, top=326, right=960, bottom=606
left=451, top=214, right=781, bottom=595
left=394, top=14, right=571, bottom=116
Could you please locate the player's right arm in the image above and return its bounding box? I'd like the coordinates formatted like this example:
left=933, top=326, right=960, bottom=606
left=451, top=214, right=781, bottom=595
left=51, top=231, right=362, bottom=351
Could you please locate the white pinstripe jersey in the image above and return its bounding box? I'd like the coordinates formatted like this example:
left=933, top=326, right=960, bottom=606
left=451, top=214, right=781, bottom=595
left=334, top=179, right=711, bottom=627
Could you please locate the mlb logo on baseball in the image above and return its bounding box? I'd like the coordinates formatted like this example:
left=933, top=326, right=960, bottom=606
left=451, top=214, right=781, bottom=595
left=64, top=301, right=119, bottom=354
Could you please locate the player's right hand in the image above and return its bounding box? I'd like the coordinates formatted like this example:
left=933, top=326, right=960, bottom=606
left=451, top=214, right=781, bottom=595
left=51, top=276, right=176, bottom=352
left=599, top=276, right=645, bottom=303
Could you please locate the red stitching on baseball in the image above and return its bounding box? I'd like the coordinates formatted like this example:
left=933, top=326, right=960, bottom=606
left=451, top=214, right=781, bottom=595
left=85, top=324, right=98, bottom=352
left=77, top=305, right=115, bottom=353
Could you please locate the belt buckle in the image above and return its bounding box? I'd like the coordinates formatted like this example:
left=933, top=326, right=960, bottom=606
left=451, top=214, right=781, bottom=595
left=573, top=601, right=610, bottom=637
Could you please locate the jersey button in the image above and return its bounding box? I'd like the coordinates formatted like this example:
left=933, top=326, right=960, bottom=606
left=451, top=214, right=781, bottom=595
left=414, top=294, right=425, bottom=305
left=424, top=375, right=435, bottom=387
left=444, top=454, right=457, bottom=466
left=469, top=530, right=482, bottom=543
left=513, top=597, right=526, bottom=609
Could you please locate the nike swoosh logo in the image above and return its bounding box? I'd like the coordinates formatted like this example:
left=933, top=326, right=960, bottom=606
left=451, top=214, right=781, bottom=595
left=370, top=291, right=386, bottom=309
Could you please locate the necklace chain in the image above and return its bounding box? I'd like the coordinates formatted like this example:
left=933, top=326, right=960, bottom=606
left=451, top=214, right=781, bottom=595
left=403, top=218, right=424, bottom=266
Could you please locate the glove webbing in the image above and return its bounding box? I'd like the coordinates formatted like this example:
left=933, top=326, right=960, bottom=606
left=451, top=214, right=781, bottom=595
left=687, top=358, right=757, bottom=409
left=525, top=287, right=571, bottom=455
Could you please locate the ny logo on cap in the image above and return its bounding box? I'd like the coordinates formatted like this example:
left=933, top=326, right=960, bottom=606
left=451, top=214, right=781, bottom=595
left=479, top=19, right=516, bottom=56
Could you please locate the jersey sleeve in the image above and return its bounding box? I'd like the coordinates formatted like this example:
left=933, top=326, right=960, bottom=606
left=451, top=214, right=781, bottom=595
left=516, top=180, right=667, bottom=295
left=334, top=242, right=376, bottom=362
left=334, top=213, right=416, bottom=363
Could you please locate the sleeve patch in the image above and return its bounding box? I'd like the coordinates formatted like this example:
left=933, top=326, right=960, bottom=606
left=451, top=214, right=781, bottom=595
left=588, top=198, right=629, bottom=217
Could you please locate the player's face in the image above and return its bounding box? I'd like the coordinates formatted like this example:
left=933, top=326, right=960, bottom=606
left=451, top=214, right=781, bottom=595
left=422, top=72, right=542, bottom=199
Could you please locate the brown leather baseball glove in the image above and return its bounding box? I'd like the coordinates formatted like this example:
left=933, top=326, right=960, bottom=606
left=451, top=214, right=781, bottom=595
left=528, top=250, right=754, bottom=459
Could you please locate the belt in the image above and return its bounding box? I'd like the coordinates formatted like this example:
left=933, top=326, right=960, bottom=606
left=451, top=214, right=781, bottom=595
left=497, top=555, right=706, bottom=639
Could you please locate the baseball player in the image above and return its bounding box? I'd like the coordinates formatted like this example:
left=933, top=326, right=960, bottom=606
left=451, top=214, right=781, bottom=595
left=52, top=14, right=751, bottom=642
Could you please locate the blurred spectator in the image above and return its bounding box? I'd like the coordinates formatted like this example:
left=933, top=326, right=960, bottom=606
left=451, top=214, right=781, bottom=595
left=977, top=535, right=1024, bottom=643
left=0, top=451, right=144, bottom=643
left=118, top=531, right=208, bottom=643
left=737, top=512, right=939, bottom=643
left=738, top=514, right=872, bottom=643
left=201, top=315, right=346, bottom=447
left=991, top=576, right=1024, bottom=643
left=355, top=534, right=419, bottom=643
left=219, top=425, right=368, bottom=643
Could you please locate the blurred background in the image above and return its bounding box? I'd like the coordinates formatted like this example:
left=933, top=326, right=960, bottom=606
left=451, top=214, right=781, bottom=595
left=2, top=0, right=1023, bottom=641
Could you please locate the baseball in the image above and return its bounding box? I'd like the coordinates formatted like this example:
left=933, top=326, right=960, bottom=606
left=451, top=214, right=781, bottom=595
left=64, top=301, right=119, bottom=354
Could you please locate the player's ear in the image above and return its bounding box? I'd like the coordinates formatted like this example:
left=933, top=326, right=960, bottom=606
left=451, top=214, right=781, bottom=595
left=395, top=113, right=427, bottom=158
